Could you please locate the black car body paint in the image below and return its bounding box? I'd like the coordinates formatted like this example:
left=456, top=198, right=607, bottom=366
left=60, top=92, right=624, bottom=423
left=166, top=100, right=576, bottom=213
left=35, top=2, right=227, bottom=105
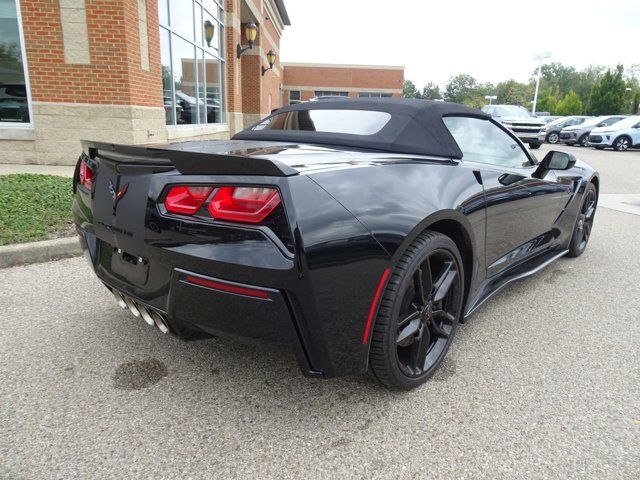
left=72, top=99, right=598, bottom=378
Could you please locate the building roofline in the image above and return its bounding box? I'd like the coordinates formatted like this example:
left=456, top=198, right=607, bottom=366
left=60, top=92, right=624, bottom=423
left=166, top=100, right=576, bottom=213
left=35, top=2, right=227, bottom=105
left=274, top=0, right=291, bottom=25
left=282, top=62, right=405, bottom=70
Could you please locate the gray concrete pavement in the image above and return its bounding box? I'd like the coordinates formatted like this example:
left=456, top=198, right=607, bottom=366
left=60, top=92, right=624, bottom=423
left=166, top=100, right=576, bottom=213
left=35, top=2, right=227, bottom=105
left=2, top=149, right=640, bottom=479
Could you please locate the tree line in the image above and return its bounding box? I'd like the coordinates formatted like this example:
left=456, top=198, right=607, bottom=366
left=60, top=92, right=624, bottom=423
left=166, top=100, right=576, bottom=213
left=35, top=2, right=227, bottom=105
left=404, top=63, right=640, bottom=116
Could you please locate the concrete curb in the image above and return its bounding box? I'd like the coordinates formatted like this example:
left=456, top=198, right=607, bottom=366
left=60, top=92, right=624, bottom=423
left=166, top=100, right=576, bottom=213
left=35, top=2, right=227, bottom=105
left=0, top=236, right=82, bottom=269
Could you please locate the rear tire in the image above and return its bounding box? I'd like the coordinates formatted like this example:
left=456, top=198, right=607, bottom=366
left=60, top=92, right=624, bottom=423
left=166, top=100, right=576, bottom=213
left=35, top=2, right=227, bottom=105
left=547, top=132, right=559, bottom=144
left=567, top=183, right=597, bottom=258
left=368, top=231, right=464, bottom=390
left=579, top=134, right=590, bottom=147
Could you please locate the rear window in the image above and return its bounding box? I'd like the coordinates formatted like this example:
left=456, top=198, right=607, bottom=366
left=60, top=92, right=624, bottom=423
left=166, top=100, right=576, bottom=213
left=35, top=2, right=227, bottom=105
left=252, top=109, right=392, bottom=135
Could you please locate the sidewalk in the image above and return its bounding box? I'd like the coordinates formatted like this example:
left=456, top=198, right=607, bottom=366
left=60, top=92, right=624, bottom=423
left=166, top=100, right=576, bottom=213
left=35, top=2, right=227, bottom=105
left=0, top=164, right=75, bottom=177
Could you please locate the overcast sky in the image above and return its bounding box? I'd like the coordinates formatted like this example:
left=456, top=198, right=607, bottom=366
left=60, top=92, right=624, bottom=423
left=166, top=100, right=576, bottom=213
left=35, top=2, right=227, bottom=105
left=280, top=0, right=640, bottom=88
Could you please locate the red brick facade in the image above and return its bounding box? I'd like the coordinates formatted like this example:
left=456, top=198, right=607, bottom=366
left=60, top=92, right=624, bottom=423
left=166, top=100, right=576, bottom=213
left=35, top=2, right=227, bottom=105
left=282, top=63, right=404, bottom=104
left=21, top=0, right=162, bottom=106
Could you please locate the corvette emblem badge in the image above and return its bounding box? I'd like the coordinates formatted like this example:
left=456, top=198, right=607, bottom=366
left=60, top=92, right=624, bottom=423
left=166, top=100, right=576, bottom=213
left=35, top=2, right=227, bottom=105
left=108, top=179, right=129, bottom=213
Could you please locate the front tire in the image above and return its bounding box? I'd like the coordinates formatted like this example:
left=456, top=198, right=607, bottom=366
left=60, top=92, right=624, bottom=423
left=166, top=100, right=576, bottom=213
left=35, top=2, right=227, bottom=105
left=368, top=231, right=464, bottom=390
left=547, top=132, right=560, bottom=144
left=567, top=183, right=597, bottom=258
left=613, top=136, right=631, bottom=152
left=529, top=141, right=542, bottom=150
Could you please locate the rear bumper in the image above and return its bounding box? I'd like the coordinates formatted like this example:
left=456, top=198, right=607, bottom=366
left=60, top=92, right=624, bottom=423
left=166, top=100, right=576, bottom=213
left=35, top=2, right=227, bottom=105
left=73, top=170, right=391, bottom=379
left=77, top=229, right=323, bottom=377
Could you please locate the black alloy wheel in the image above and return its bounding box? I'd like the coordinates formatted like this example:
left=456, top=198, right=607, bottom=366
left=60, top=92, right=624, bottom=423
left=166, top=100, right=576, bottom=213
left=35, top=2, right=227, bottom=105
left=568, top=183, right=597, bottom=257
left=613, top=136, right=631, bottom=152
left=579, top=134, right=590, bottom=147
left=547, top=132, right=559, bottom=144
left=368, top=231, right=464, bottom=390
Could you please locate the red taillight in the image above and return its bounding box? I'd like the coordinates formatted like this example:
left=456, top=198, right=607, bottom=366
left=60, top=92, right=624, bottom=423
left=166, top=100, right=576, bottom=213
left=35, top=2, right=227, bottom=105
left=164, top=186, right=213, bottom=215
left=79, top=159, right=94, bottom=190
left=208, top=187, right=281, bottom=224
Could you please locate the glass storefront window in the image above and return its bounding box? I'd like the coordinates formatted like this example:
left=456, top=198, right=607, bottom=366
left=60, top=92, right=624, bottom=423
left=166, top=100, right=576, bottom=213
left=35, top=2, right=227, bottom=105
left=0, top=0, right=31, bottom=124
left=204, top=54, right=221, bottom=123
left=159, top=0, right=225, bottom=126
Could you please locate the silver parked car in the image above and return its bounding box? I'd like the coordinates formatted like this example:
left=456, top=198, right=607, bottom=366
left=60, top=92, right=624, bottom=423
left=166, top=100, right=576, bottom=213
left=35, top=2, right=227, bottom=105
left=559, top=115, right=627, bottom=147
left=538, top=116, right=592, bottom=144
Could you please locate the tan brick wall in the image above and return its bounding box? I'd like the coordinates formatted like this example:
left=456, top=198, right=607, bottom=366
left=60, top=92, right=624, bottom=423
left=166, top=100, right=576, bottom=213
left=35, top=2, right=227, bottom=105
left=0, top=102, right=167, bottom=165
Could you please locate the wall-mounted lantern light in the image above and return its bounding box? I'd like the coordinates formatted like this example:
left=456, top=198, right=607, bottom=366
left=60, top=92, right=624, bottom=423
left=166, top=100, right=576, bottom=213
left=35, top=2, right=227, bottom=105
left=203, top=20, right=215, bottom=48
left=236, top=23, right=258, bottom=59
left=261, top=50, right=277, bottom=76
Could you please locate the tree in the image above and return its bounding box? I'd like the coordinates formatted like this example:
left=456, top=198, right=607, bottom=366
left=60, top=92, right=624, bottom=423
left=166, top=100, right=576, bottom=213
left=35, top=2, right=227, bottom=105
left=443, top=74, right=477, bottom=104
left=536, top=63, right=579, bottom=98
left=443, top=74, right=494, bottom=108
left=632, top=91, right=640, bottom=115
left=588, top=64, right=627, bottom=115
left=555, top=91, right=583, bottom=115
left=403, top=80, right=419, bottom=99
left=421, top=82, right=441, bottom=100
left=536, top=90, right=559, bottom=114
left=496, top=79, right=531, bottom=106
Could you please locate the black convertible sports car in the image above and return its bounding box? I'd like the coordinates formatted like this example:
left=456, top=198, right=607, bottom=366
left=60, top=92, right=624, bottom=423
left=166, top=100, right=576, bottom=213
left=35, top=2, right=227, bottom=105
left=73, top=99, right=599, bottom=390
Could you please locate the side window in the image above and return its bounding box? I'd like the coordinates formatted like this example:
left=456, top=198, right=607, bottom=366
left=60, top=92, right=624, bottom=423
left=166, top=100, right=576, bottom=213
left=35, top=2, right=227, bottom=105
left=443, top=116, right=531, bottom=168
left=603, top=117, right=621, bottom=126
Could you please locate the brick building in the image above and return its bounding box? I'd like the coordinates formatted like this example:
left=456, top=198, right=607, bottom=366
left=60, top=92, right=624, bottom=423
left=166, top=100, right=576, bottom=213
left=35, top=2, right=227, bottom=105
left=282, top=63, right=404, bottom=104
left=0, top=0, right=404, bottom=165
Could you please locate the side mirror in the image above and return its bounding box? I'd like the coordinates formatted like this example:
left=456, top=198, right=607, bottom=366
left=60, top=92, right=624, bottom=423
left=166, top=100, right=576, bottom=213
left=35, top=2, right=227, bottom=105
left=534, top=150, right=577, bottom=178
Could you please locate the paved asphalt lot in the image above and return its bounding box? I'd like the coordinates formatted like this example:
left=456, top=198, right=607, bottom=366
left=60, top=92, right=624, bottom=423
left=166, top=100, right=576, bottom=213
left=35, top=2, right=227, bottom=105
left=1, top=146, right=639, bottom=479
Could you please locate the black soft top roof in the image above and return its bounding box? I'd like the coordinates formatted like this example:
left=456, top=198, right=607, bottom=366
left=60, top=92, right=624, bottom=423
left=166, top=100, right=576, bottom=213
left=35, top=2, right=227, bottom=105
left=232, top=98, right=489, bottom=159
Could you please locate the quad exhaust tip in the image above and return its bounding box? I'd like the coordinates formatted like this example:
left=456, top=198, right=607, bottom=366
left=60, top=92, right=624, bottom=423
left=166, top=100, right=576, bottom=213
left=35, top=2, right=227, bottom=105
left=111, top=289, right=169, bottom=334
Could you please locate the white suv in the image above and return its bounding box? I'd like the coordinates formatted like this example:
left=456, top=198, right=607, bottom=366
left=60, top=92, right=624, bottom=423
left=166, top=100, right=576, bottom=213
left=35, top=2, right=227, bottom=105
left=588, top=116, right=640, bottom=151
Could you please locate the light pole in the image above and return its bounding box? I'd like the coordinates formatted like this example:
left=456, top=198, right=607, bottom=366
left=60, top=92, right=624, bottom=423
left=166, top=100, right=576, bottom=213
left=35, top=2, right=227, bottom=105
left=485, top=95, right=497, bottom=105
left=532, top=51, right=551, bottom=114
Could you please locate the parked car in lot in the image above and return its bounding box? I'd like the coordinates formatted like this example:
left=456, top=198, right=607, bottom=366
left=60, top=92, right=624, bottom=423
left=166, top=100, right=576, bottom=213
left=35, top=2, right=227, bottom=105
left=559, top=115, right=627, bottom=147
left=73, top=98, right=599, bottom=390
left=538, top=116, right=592, bottom=144
left=482, top=104, right=546, bottom=149
left=588, top=115, right=640, bottom=151
left=537, top=115, right=561, bottom=124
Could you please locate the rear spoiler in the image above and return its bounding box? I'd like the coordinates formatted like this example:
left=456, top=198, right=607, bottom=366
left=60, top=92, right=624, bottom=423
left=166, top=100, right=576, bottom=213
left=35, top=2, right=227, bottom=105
left=81, top=141, right=299, bottom=177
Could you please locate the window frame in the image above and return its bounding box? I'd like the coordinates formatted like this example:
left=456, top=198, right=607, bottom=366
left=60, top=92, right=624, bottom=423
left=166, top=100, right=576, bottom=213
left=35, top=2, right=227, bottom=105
left=313, top=90, right=349, bottom=98
left=288, top=90, right=301, bottom=104
left=158, top=0, right=226, bottom=127
left=358, top=92, right=392, bottom=98
left=0, top=0, right=34, bottom=129
left=444, top=115, right=536, bottom=169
